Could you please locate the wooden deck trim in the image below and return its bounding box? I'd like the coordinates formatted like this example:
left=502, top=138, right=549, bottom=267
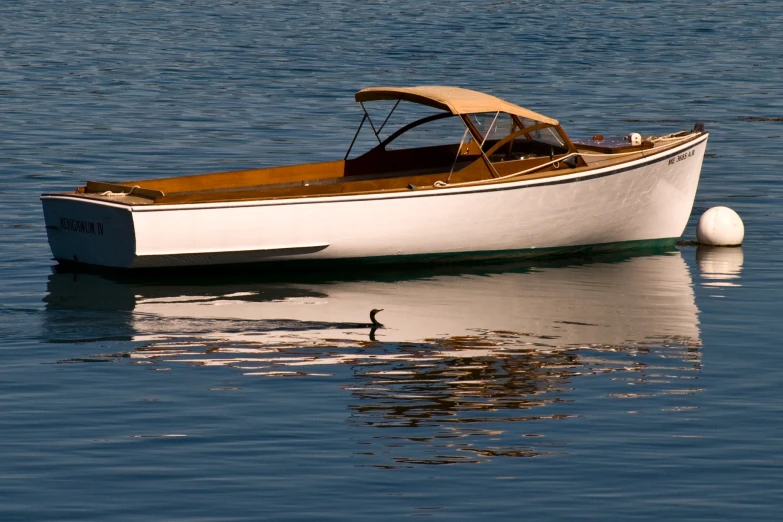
left=152, top=159, right=493, bottom=205
left=121, top=160, right=348, bottom=194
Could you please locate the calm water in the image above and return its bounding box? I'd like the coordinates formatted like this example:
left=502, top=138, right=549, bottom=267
left=2, top=0, right=783, bottom=520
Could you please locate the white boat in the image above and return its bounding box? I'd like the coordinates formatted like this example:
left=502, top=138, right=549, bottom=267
left=41, top=86, right=709, bottom=269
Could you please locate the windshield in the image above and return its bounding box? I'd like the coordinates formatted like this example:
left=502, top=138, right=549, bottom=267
left=346, top=103, right=568, bottom=162
left=468, top=112, right=515, bottom=143
left=467, top=113, right=569, bottom=162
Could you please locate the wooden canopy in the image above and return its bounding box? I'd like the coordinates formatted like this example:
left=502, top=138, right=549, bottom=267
left=355, top=86, right=558, bottom=125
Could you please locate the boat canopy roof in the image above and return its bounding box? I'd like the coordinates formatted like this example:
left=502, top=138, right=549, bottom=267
left=355, top=86, right=559, bottom=126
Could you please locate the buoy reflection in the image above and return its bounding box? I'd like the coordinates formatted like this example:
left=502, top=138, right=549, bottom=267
left=696, top=245, right=744, bottom=289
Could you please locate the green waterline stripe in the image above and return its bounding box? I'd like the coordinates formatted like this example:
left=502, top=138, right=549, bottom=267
left=327, top=238, right=679, bottom=266
left=58, top=237, right=679, bottom=275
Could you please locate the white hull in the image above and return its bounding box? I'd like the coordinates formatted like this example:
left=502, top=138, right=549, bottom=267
left=41, top=135, right=707, bottom=269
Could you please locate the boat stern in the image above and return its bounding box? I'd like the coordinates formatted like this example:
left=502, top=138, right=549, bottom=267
left=41, top=195, right=137, bottom=268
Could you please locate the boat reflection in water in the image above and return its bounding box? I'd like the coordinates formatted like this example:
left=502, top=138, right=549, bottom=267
left=45, top=250, right=703, bottom=466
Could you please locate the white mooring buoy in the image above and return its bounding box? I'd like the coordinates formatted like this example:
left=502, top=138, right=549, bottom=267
left=696, top=206, right=744, bottom=246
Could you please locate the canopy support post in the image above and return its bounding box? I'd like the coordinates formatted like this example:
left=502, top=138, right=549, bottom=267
left=460, top=115, right=501, bottom=179
left=344, top=113, right=367, bottom=160
left=479, top=111, right=501, bottom=149
left=447, top=127, right=470, bottom=183
left=478, top=142, right=502, bottom=179
left=377, top=99, right=400, bottom=135
left=359, top=102, right=383, bottom=144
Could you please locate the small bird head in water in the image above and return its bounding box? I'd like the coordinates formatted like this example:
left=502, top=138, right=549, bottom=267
left=370, top=308, right=384, bottom=326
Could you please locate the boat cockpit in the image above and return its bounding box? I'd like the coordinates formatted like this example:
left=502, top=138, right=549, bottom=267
left=345, top=86, right=581, bottom=183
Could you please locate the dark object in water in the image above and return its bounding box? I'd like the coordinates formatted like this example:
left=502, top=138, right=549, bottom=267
left=370, top=308, right=384, bottom=327
left=369, top=308, right=384, bottom=341
left=739, top=116, right=783, bottom=122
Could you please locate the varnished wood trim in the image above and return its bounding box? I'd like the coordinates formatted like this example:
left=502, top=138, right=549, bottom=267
left=85, top=181, right=164, bottom=200
left=122, top=160, right=347, bottom=194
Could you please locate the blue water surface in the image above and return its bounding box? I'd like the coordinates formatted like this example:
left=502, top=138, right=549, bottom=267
left=2, top=1, right=783, bottom=520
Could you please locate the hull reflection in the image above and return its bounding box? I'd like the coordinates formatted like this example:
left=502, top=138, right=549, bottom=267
left=45, top=251, right=702, bottom=466
left=46, top=252, right=699, bottom=346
